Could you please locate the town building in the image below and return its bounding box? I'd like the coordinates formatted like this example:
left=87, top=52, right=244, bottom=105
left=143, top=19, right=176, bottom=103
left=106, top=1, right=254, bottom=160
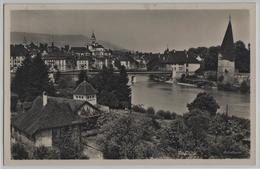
left=42, top=52, right=75, bottom=72
left=11, top=92, right=101, bottom=158
left=71, top=47, right=91, bottom=57
left=73, top=80, right=98, bottom=105
left=160, top=50, right=201, bottom=79
left=217, top=16, right=236, bottom=83
left=87, top=32, right=112, bottom=58
left=76, top=56, right=90, bottom=70
left=111, top=53, right=139, bottom=70
left=10, top=44, right=28, bottom=72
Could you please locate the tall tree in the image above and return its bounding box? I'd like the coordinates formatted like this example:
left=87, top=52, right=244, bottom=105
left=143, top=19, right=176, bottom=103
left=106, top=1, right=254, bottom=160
left=117, top=65, right=131, bottom=108
left=235, top=41, right=250, bottom=73
left=76, top=70, right=88, bottom=86
left=203, top=46, right=220, bottom=71
left=12, top=54, right=55, bottom=101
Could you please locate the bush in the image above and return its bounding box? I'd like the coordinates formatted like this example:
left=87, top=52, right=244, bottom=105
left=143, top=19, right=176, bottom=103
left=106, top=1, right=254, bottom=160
left=33, top=146, right=60, bottom=159
left=146, top=107, right=155, bottom=116
left=218, top=75, right=224, bottom=82
left=11, top=143, right=29, bottom=159
left=187, top=92, right=219, bottom=116
left=156, top=110, right=172, bottom=119
left=57, top=78, right=69, bottom=89
left=240, top=81, right=250, bottom=93
left=132, top=105, right=146, bottom=113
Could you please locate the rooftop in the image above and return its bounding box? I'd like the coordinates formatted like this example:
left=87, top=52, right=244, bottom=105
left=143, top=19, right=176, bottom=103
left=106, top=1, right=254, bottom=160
left=12, top=96, right=100, bottom=137
left=220, top=18, right=235, bottom=62
left=73, top=81, right=98, bottom=96
left=161, top=50, right=201, bottom=65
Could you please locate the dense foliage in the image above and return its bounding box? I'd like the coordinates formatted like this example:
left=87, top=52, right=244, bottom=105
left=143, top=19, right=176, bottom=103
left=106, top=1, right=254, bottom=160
left=11, top=54, right=55, bottom=101
left=90, top=65, right=131, bottom=109
left=187, top=92, right=220, bottom=116
left=76, top=70, right=88, bottom=86
left=11, top=143, right=29, bottom=159
left=97, top=92, right=250, bottom=159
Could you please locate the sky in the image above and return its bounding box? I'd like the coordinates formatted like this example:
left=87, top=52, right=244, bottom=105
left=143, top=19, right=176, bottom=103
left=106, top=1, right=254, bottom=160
left=11, top=9, right=250, bottom=52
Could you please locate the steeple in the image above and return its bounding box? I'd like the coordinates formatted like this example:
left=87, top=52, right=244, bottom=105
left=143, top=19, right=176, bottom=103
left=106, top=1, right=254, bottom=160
left=220, top=15, right=235, bottom=61
left=91, top=31, right=96, bottom=44
left=23, top=36, right=27, bottom=47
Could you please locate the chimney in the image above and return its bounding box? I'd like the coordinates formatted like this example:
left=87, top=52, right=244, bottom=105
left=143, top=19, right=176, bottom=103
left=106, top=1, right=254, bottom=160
left=43, top=91, right=47, bottom=106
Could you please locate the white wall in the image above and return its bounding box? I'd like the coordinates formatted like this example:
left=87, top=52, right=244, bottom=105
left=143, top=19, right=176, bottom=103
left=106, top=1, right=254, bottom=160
left=73, top=94, right=97, bottom=105
left=218, top=53, right=235, bottom=76
left=35, top=130, right=52, bottom=147
left=187, top=63, right=200, bottom=73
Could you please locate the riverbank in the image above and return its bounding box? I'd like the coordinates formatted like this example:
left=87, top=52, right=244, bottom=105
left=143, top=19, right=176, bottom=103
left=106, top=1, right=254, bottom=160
left=131, top=74, right=250, bottom=119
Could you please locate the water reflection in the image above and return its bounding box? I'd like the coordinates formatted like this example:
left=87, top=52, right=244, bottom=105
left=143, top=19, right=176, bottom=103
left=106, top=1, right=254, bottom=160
left=131, top=75, right=250, bottom=119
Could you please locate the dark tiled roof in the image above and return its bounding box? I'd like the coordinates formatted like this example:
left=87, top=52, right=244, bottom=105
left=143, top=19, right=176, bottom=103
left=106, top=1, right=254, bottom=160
left=42, top=51, right=75, bottom=60
left=11, top=44, right=28, bottom=56
left=71, top=47, right=90, bottom=53
left=161, top=50, right=201, bottom=65
left=77, top=56, right=91, bottom=60
left=220, top=20, right=235, bottom=62
left=162, top=51, right=187, bottom=64
left=12, top=96, right=100, bottom=136
left=73, top=81, right=98, bottom=96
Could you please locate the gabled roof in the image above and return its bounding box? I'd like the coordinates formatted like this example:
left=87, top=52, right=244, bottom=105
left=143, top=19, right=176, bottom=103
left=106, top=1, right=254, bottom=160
left=220, top=18, right=235, bottom=61
left=73, top=81, right=98, bottom=96
left=12, top=96, right=100, bottom=137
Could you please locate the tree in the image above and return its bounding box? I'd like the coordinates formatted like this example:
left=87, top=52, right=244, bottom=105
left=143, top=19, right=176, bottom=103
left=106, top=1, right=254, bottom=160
left=147, top=55, right=161, bottom=71
left=183, top=109, right=210, bottom=146
left=89, top=65, right=131, bottom=109
left=159, top=118, right=186, bottom=157
left=11, top=143, right=29, bottom=159
left=203, top=46, right=220, bottom=71
left=97, top=114, right=155, bottom=159
left=12, top=54, right=55, bottom=101
left=76, top=70, right=88, bottom=86
left=235, top=41, right=250, bottom=73
left=240, top=80, right=250, bottom=93
left=33, top=146, right=59, bottom=159
left=187, top=92, right=220, bottom=116
left=54, top=70, right=61, bottom=83
left=116, top=65, right=131, bottom=108
left=98, top=91, right=120, bottom=108
left=114, top=59, right=122, bottom=70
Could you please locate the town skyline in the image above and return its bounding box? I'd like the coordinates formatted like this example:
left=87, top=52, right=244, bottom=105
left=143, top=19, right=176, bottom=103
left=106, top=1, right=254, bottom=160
left=11, top=9, right=249, bottom=52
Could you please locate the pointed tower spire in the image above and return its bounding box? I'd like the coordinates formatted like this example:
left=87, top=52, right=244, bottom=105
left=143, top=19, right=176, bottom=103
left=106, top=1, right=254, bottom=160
left=220, top=15, right=235, bottom=61
left=91, top=31, right=96, bottom=44
left=23, top=36, right=27, bottom=45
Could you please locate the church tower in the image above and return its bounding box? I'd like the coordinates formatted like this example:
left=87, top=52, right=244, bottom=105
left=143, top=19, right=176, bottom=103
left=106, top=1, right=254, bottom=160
left=91, top=31, right=96, bottom=44
left=217, top=15, right=236, bottom=82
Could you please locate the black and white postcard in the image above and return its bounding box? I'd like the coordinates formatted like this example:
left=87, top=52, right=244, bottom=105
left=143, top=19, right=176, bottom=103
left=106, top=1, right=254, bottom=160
left=3, top=3, right=256, bottom=165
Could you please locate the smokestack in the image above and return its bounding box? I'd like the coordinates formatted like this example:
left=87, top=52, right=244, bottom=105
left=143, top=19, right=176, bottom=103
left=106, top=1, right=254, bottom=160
left=43, top=91, right=47, bottom=106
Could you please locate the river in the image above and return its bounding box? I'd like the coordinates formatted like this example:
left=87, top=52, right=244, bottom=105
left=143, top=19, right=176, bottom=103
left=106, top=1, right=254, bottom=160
left=131, top=75, right=250, bottom=119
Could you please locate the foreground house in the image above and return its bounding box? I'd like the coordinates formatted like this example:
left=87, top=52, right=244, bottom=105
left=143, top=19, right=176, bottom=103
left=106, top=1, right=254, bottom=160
left=12, top=92, right=101, bottom=158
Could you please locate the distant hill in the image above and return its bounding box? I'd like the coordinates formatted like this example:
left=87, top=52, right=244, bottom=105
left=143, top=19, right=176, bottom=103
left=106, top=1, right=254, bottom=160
left=11, top=32, right=128, bottom=51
